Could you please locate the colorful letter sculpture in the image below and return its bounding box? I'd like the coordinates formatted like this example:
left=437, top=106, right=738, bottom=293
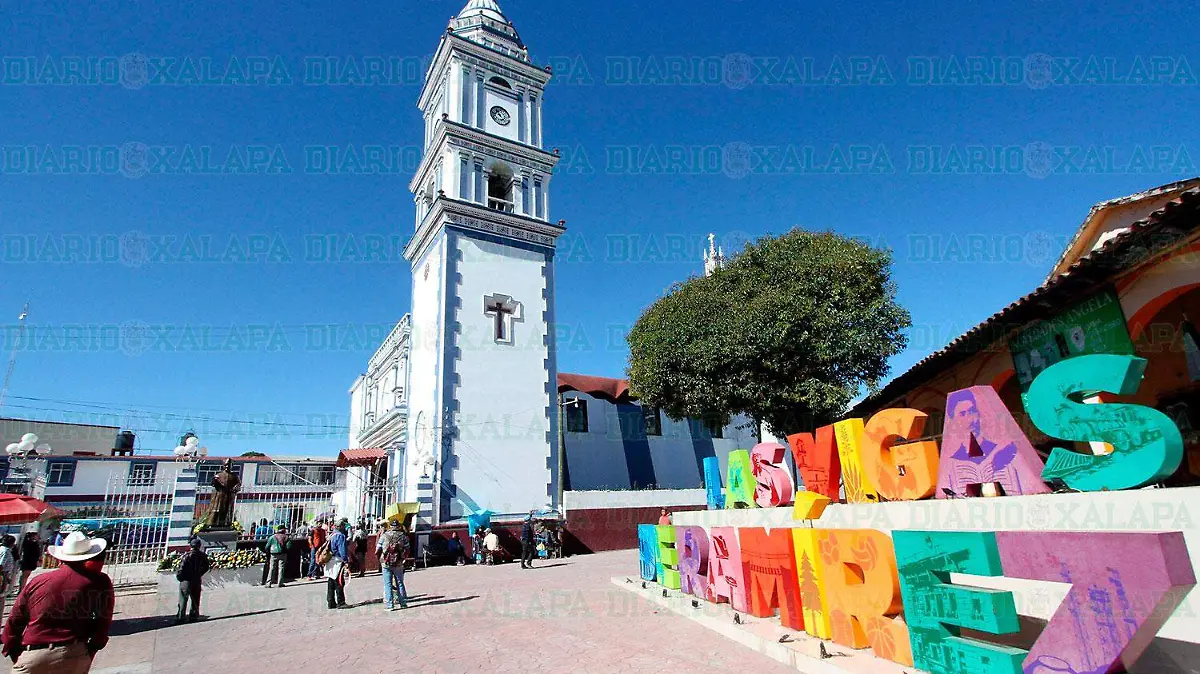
left=739, top=527, right=804, bottom=631
left=862, top=409, right=940, bottom=501
left=750, top=442, right=795, bottom=508
left=705, top=527, right=748, bottom=612
left=1028, top=355, right=1184, bottom=491
left=791, top=491, right=831, bottom=522
left=833, top=419, right=879, bottom=503
left=656, top=525, right=681, bottom=590
left=786, top=425, right=841, bottom=500
left=637, top=524, right=659, bottom=582
left=792, top=527, right=832, bottom=639
left=725, top=449, right=756, bottom=509
left=818, top=529, right=913, bottom=666
left=677, top=526, right=710, bottom=598
left=894, top=531, right=1026, bottom=674
left=939, top=386, right=1050, bottom=498
left=995, top=531, right=1196, bottom=674
left=703, top=456, right=725, bottom=510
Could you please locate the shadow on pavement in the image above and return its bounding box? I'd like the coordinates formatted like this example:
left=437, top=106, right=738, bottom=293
left=407, top=595, right=478, bottom=608
left=109, top=608, right=286, bottom=636
left=527, top=563, right=571, bottom=570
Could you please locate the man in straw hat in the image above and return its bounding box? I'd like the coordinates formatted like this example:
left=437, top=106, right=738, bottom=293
left=1, top=531, right=114, bottom=673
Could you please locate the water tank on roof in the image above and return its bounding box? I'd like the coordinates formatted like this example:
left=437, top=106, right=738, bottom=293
left=114, top=430, right=136, bottom=455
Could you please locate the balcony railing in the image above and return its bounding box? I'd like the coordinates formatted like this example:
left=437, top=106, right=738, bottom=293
left=488, top=196, right=515, bottom=213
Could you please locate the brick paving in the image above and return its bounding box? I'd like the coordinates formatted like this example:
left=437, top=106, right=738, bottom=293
left=3, top=550, right=798, bottom=674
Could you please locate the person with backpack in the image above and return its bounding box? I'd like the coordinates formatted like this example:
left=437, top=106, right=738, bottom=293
left=265, top=525, right=291, bottom=588
left=376, top=520, right=409, bottom=611
left=176, top=538, right=210, bottom=623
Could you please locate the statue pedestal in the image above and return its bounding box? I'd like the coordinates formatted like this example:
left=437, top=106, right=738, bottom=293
left=197, top=528, right=242, bottom=552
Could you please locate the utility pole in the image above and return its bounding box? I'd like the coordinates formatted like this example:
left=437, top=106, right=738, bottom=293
left=0, top=303, right=29, bottom=415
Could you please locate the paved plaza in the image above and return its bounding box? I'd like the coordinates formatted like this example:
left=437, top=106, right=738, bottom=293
left=3, top=551, right=796, bottom=674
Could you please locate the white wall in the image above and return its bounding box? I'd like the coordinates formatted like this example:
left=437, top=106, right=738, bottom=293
left=565, top=488, right=706, bottom=511
left=405, top=237, right=445, bottom=506
left=562, top=391, right=761, bottom=491
left=450, top=234, right=552, bottom=517
left=0, top=419, right=120, bottom=456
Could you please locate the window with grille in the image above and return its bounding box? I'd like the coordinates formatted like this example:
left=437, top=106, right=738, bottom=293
left=47, top=461, right=76, bottom=487
left=128, top=462, right=156, bottom=486
left=643, top=406, right=663, bottom=436
left=564, top=399, right=589, bottom=433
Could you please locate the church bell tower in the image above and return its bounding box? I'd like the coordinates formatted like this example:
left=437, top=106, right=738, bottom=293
left=403, top=0, right=563, bottom=524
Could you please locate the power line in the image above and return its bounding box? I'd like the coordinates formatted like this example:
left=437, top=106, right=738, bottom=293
left=7, top=394, right=349, bottom=421
left=0, top=402, right=350, bottom=431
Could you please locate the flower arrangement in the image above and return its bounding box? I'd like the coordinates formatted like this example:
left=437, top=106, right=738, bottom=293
left=158, top=548, right=265, bottom=572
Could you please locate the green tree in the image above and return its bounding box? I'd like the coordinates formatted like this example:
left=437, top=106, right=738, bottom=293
left=626, top=229, right=910, bottom=435
left=240, top=451, right=266, bottom=457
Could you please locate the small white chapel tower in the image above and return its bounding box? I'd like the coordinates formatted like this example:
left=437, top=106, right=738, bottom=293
left=403, top=0, right=563, bottom=525
left=703, top=233, right=726, bottom=276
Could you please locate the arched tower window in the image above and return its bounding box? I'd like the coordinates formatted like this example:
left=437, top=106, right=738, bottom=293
left=486, top=162, right=515, bottom=213
left=488, top=76, right=512, bottom=89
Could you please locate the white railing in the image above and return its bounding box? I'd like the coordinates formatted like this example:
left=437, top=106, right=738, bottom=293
left=488, top=196, right=515, bottom=213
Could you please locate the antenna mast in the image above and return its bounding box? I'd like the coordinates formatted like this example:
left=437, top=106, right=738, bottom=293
left=0, top=303, right=29, bottom=414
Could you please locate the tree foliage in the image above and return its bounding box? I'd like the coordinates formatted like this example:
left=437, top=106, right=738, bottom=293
left=626, top=229, right=910, bottom=435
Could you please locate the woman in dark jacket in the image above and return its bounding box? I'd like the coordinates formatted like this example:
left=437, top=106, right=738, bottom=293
left=17, top=532, right=41, bottom=593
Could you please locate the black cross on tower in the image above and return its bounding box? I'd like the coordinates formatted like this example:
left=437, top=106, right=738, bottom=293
left=483, top=294, right=522, bottom=342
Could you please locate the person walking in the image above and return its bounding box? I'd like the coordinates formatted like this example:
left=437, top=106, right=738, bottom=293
left=1, top=531, right=114, bottom=674
left=265, top=525, right=290, bottom=588
left=175, top=539, right=210, bottom=623
left=0, top=537, right=17, bottom=615
left=308, top=520, right=327, bottom=579
left=352, top=525, right=368, bottom=577
left=447, top=532, right=465, bottom=566
left=377, top=521, right=409, bottom=611
left=325, top=521, right=349, bottom=609
left=17, top=533, right=41, bottom=595
left=520, top=515, right=536, bottom=570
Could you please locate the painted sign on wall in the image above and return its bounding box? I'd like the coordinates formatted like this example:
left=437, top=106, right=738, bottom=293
left=1009, top=287, right=1135, bottom=392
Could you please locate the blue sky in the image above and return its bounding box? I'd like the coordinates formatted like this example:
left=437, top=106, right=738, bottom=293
left=1, top=0, right=1197, bottom=456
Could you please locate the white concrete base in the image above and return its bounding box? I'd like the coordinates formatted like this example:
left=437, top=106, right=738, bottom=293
left=609, top=577, right=911, bottom=674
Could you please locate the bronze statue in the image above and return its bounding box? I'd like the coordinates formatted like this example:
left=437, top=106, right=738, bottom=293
left=209, top=459, right=241, bottom=528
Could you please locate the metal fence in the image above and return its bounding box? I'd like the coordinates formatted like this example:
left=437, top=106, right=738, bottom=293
left=195, top=461, right=338, bottom=540
left=93, top=475, right=173, bottom=587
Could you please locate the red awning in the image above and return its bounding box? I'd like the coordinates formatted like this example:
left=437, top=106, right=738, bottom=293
left=336, top=448, right=388, bottom=468
left=0, top=493, right=64, bottom=525
left=557, top=373, right=634, bottom=404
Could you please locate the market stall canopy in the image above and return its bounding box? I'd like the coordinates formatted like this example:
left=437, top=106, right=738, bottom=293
left=384, top=502, right=420, bottom=523
left=336, top=448, right=388, bottom=468
left=0, top=493, right=64, bottom=525
left=467, top=509, right=495, bottom=535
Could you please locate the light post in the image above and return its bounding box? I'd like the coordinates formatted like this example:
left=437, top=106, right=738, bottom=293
left=4, top=433, right=51, bottom=495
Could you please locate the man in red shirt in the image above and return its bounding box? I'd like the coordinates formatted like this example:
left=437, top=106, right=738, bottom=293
left=1, top=531, right=114, bottom=674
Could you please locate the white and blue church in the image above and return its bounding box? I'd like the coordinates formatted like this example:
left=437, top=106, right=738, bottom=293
left=345, top=1, right=759, bottom=530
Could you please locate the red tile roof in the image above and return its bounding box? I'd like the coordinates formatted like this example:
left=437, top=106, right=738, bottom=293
left=336, top=448, right=388, bottom=467
left=557, top=373, right=633, bottom=404
left=851, top=186, right=1200, bottom=417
